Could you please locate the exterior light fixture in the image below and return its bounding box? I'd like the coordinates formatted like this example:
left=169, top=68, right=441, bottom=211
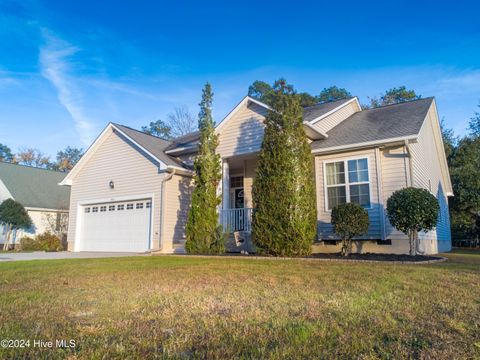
left=109, top=180, right=114, bottom=189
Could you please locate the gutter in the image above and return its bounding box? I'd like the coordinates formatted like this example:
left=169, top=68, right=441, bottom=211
left=25, top=207, right=69, bottom=213
left=167, top=165, right=194, bottom=176
left=311, top=135, right=418, bottom=155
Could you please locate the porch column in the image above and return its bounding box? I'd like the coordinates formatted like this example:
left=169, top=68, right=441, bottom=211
left=222, top=159, right=230, bottom=210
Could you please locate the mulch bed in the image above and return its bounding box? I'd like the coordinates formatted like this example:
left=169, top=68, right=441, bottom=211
left=171, top=252, right=446, bottom=264
left=310, top=252, right=444, bottom=262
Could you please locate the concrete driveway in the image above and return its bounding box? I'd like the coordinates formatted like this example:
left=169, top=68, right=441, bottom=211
left=0, top=251, right=144, bottom=262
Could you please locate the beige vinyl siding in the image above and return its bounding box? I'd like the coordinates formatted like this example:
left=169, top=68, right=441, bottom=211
left=380, top=145, right=410, bottom=243
left=67, top=128, right=166, bottom=251
left=162, top=174, right=193, bottom=246
left=217, top=102, right=267, bottom=158
left=315, top=149, right=382, bottom=240
left=314, top=147, right=416, bottom=254
left=310, top=101, right=360, bottom=135
left=409, top=106, right=452, bottom=253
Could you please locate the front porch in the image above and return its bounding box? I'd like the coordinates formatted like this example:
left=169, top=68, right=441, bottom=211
left=219, top=154, right=257, bottom=251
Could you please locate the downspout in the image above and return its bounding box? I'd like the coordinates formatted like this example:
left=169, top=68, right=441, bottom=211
left=156, top=168, right=176, bottom=253
left=375, top=148, right=386, bottom=241
left=404, top=140, right=414, bottom=188
left=404, top=140, right=425, bottom=255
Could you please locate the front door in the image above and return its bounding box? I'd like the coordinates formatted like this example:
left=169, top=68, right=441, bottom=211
left=234, top=188, right=244, bottom=209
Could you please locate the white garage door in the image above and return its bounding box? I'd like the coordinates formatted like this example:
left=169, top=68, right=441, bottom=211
left=80, top=199, right=152, bottom=252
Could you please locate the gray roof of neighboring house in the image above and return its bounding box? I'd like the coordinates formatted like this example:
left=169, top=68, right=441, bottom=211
left=112, top=123, right=184, bottom=167
left=303, top=98, right=354, bottom=122
left=0, top=162, right=70, bottom=210
left=311, top=97, right=433, bottom=151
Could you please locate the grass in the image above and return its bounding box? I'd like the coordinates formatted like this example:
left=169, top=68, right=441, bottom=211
left=0, top=250, right=479, bottom=359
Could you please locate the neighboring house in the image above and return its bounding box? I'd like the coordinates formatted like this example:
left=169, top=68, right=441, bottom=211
left=61, top=95, right=452, bottom=255
left=0, top=162, right=70, bottom=245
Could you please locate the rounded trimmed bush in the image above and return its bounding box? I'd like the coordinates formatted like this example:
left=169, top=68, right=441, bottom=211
left=386, top=187, right=439, bottom=255
left=331, top=202, right=370, bottom=256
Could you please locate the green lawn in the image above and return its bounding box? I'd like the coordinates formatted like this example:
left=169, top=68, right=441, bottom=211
left=0, top=250, right=479, bottom=359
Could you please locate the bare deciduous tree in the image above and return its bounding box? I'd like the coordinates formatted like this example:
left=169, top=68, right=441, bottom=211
left=167, top=106, right=197, bottom=138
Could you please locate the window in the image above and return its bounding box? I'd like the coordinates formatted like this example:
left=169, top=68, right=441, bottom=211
left=92, top=207, right=98, bottom=213
left=100, top=206, right=107, bottom=212
left=230, top=176, right=243, bottom=188
left=146, top=202, right=151, bottom=208
left=127, top=204, right=134, bottom=210
left=136, top=203, right=144, bottom=209
left=325, top=158, right=370, bottom=210
left=117, top=204, right=125, bottom=211
left=85, top=207, right=91, bottom=213
left=109, top=205, right=115, bottom=211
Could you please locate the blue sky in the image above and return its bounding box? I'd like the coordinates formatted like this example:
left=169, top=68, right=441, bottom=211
left=1, top=0, right=479, bottom=156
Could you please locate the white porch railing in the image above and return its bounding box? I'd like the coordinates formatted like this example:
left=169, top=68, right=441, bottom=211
left=221, top=208, right=254, bottom=233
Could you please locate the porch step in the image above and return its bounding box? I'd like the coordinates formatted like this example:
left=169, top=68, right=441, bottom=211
left=173, top=240, right=186, bottom=254
left=226, top=231, right=255, bottom=253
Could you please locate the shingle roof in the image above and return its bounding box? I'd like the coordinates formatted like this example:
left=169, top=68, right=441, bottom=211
left=0, top=162, right=70, bottom=210
left=166, top=131, right=200, bottom=151
left=164, top=98, right=355, bottom=152
left=112, top=123, right=184, bottom=167
left=311, top=97, right=433, bottom=151
left=303, top=98, right=354, bottom=122
left=113, top=97, right=433, bottom=158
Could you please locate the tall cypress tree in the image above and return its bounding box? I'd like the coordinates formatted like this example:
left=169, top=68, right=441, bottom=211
left=185, top=83, right=224, bottom=254
left=252, top=79, right=317, bottom=256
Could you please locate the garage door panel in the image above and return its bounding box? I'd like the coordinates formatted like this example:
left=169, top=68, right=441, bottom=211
left=80, top=199, right=151, bottom=252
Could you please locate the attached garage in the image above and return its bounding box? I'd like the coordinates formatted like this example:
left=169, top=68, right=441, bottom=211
left=78, top=198, right=152, bottom=252
left=61, top=123, right=193, bottom=253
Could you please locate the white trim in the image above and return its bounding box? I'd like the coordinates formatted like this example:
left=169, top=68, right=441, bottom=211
left=312, top=135, right=418, bottom=155
left=429, top=99, right=454, bottom=196
left=309, top=97, right=361, bottom=125
left=248, top=96, right=274, bottom=111
left=113, top=125, right=168, bottom=170
left=323, top=155, right=373, bottom=211
left=0, top=179, right=14, bottom=201
left=60, top=123, right=169, bottom=186
left=25, top=207, right=69, bottom=213
left=215, top=96, right=271, bottom=134
left=165, top=146, right=196, bottom=154
left=222, top=160, right=230, bottom=210
left=167, top=96, right=272, bottom=154
left=303, top=122, right=328, bottom=140
left=76, top=193, right=154, bottom=206
left=60, top=124, right=114, bottom=186
left=75, top=192, right=155, bottom=252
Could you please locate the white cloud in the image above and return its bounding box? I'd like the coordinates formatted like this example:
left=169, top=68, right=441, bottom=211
left=39, top=29, right=96, bottom=145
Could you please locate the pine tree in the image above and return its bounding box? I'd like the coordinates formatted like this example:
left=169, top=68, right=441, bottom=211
left=252, top=79, right=317, bottom=256
left=185, top=83, right=224, bottom=254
